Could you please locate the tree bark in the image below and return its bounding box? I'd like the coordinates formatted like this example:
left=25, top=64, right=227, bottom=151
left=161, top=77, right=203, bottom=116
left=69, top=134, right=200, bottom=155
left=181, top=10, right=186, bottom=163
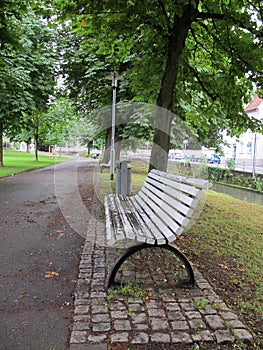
left=149, top=6, right=198, bottom=172
left=34, top=129, right=39, bottom=161
left=102, top=130, right=111, bottom=164
left=0, top=122, right=3, bottom=167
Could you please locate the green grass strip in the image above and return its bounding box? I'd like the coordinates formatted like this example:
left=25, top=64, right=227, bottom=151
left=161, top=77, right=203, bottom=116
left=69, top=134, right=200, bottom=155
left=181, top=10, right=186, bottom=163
left=0, top=150, right=69, bottom=177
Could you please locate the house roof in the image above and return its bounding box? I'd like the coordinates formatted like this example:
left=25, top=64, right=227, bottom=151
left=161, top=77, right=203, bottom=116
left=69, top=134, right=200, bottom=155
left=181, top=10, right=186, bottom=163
left=245, top=95, right=263, bottom=112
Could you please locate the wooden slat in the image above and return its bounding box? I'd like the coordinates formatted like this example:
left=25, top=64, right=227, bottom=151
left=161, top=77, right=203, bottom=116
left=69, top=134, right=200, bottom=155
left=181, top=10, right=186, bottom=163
left=147, top=172, right=201, bottom=198
left=114, top=195, right=136, bottom=240
left=108, top=194, right=158, bottom=245
left=107, top=195, right=126, bottom=243
left=141, top=180, right=194, bottom=217
left=138, top=188, right=185, bottom=237
left=143, top=177, right=195, bottom=211
left=104, top=170, right=211, bottom=246
left=151, top=169, right=211, bottom=189
left=140, top=184, right=189, bottom=228
left=126, top=197, right=157, bottom=244
left=131, top=194, right=167, bottom=244
left=104, top=196, right=116, bottom=245
left=116, top=195, right=158, bottom=244
left=145, top=175, right=198, bottom=206
left=135, top=192, right=176, bottom=243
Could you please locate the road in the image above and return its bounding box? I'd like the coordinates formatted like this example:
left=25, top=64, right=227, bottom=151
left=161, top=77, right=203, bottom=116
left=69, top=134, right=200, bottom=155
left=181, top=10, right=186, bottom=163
left=0, top=159, right=96, bottom=350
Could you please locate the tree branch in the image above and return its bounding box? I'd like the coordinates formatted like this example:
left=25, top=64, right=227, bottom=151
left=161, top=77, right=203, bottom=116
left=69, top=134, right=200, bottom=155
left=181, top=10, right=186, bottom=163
left=197, top=11, right=224, bottom=20
left=186, top=63, right=218, bottom=102
left=157, top=0, right=171, bottom=31
left=190, top=27, right=213, bottom=56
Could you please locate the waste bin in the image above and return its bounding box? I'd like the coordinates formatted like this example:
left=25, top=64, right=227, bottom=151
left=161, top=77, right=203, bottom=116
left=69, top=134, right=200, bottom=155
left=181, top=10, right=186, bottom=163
left=116, top=161, right=132, bottom=197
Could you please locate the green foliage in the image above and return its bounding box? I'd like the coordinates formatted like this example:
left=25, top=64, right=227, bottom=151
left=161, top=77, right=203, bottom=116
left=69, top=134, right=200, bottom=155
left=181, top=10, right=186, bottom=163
left=0, top=3, right=59, bottom=164
left=0, top=5, right=57, bottom=126
left=53, top=0, right=263, bottom=145
left=40, top=98, right=78, bottom=146
left=107, top=282, right=147, bottom=304
left=193, top=298, right=209, bottom=309
left=253, top=176, right=263, bottom=192
left=0, top=0, right=28, bottom=48
left=226, top=158, right=236, bottom=170
left=3, top=1, right=263, bottom=169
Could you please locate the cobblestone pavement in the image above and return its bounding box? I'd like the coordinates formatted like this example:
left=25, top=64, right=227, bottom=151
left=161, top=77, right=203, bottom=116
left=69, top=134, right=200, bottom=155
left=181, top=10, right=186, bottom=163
left=69, top=199, right=253, bottom=350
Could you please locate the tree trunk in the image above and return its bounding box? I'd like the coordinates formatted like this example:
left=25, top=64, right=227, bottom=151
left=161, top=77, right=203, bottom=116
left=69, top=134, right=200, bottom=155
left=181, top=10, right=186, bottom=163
left=102, top=130, right=111, bottom=164
left=149, top=6, right=197, bottom=172
left=87, top=141, right=92, bottom=157
left=0, top=122, right=3, bottom=167
left=150, top=108, right=173, bottom=171
left=34, top=129, right=39, bottom=161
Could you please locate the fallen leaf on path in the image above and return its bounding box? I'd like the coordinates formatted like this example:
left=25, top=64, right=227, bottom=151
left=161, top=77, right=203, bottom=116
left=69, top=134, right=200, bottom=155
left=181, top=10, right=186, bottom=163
left=45, top=271, right=59, bottom=278
left=18, top=210, right=26, bottom=214
left=56, top=230, right=64, bottom=236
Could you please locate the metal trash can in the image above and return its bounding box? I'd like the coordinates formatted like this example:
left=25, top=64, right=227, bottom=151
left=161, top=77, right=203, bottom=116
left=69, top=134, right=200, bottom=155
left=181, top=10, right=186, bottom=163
left=116, top=161, right=132, bottom=197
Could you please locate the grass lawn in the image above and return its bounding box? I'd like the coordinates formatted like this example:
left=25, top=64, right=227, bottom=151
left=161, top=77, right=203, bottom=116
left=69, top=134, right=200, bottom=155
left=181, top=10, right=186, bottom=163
left=0, top=150, right=69, bottom=177
left=100, top=165, right=263, bottom=348
left=179, top=191, right=263, bottom=348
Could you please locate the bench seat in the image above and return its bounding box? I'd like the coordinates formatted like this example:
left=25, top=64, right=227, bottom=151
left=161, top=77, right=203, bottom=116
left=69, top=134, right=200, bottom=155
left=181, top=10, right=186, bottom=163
left=104, top=169, right=211, bottom=288
left=105, top=169, right=210, bottom=245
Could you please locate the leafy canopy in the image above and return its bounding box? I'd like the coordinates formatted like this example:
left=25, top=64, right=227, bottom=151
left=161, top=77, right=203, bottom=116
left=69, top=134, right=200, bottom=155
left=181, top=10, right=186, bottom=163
left=52, top=1, right=263, bottom=165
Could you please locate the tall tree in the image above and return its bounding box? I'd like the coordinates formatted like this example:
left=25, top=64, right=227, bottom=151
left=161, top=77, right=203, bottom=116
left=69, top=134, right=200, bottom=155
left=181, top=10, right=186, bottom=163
left=54, top=0, right=263, bottom=171
left=0, top=0, right=30, bottom=165
left=56, top=22, right=140, bottom=162
left=19, top=14, right=57, bottom=160
left=40, top=98, right=80, bottom=148
left=0, top=3, right=58, bottom=165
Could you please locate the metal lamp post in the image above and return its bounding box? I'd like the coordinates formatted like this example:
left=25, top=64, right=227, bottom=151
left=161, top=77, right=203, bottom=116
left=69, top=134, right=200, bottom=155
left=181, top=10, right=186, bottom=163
left=106, top=72, right=123, bottom=180
left=183, top=139, right=189, bottom=165
left=252, top=107, right=260, bottom=179
left=252, top=132, right=257, bottom=179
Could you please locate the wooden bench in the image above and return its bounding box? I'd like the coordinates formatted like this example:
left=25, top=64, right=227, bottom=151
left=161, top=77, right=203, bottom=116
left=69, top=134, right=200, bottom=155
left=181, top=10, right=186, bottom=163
left=104, top=169, right=211, bottom=288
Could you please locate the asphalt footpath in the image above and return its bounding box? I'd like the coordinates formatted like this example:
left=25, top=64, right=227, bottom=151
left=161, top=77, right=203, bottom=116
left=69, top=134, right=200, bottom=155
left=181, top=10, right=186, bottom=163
left=0, top=159, right=96, bottom=350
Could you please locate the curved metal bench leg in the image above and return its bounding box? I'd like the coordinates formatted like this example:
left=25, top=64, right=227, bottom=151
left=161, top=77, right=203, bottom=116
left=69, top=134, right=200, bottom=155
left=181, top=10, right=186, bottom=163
left=108, top=243, right=195, bottom=289
left=162, top=244, right=195, bottom=289
left=108, top=243, right=148, bottom=288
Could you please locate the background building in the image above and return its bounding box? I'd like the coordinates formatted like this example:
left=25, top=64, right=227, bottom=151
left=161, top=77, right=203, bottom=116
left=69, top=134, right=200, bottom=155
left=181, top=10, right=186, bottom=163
left=222, top=95, right=263, bottom=167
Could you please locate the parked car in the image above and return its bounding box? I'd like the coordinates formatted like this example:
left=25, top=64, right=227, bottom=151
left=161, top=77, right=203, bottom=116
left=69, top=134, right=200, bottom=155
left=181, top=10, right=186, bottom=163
left=206, top=154, right=221, bottom=164
left=168, top=153, right=184, bottom=161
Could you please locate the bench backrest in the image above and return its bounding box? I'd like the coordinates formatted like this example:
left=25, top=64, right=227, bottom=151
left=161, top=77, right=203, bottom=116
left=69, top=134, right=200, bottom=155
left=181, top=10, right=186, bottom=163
left=132, top=169, right=211, bottom=243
